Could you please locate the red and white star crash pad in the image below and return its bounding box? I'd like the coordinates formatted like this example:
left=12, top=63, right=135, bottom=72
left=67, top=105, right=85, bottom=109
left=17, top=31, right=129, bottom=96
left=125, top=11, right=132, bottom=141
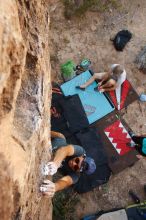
left=104, top=120, right=135, bottom=156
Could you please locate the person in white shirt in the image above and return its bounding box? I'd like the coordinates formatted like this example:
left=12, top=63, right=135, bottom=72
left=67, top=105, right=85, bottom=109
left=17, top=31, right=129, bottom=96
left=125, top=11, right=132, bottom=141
left=77, top=64, right=126, bottom=110
left=78, top=64, right=126, bottom=91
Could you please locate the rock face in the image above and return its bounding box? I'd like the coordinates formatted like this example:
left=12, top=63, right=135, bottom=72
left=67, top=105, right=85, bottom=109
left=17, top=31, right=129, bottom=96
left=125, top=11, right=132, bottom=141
left=0, top=0, right=52, bottom=219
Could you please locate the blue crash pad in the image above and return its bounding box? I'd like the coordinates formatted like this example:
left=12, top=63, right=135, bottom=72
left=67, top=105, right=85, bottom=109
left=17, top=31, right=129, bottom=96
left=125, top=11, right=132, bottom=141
left=60, top=70, right=114, bottom=124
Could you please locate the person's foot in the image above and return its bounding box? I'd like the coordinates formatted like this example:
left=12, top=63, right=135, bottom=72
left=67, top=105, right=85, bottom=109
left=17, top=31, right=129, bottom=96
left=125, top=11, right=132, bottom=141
left=75, top=86, right=85, bottom=91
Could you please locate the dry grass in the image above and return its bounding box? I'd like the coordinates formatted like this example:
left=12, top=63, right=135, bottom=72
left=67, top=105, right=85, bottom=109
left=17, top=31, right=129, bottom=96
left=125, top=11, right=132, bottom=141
left=62, top=0, right=120, bottom=19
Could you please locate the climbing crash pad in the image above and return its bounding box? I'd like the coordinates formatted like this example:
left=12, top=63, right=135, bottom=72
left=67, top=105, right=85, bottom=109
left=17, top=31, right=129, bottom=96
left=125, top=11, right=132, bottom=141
left=60, top=70, right=114, bottom=124
left=94, top=113, right=138, bottom=174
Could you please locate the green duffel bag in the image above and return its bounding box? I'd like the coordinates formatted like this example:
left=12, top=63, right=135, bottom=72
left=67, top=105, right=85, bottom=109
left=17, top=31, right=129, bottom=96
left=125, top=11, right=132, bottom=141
left=61, top=60, right=76, bottom=81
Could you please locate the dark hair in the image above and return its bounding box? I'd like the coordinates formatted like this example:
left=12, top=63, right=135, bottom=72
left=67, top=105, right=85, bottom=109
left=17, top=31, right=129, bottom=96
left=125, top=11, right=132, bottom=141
left=113, top=65, right=123, bottom=78
left=110, top=65, right=123, bottom=82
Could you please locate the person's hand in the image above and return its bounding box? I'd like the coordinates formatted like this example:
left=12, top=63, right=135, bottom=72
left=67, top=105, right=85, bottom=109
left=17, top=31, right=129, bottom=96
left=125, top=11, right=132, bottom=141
left=47, top=162, right=58, bottom=175
left=40, top=180, right=55, bottom=197
left=42, top=162, right=58, bottom=176
left=98, top=80, right=104, bottom=87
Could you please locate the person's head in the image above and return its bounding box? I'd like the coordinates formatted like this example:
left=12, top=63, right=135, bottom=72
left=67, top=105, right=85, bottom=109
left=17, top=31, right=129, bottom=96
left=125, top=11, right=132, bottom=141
left=68, top=155, right=96, bottom=175
left=112, top=65, right=124, bottom=81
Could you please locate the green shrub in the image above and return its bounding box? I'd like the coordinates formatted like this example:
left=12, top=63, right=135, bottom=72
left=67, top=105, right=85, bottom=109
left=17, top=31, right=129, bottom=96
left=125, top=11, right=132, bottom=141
left=53, top=190, right=80, bottom=220
left=62, top=0, right=119, bottom=18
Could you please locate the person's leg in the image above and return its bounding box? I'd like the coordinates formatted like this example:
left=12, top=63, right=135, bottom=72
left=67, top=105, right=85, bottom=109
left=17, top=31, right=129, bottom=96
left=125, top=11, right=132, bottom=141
left=76, top=75, right=96, bottom=89
left=99, top=80, right=116, bottom=92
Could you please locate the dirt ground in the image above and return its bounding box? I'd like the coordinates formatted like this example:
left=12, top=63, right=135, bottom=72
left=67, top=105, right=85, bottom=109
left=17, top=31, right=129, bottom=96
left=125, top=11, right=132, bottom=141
left=49, top=0, right=146, bottom=219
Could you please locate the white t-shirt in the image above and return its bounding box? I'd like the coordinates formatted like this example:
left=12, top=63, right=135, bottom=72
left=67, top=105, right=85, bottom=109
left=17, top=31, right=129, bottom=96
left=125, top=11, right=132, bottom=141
left=111, top=64, right=127, bottom=110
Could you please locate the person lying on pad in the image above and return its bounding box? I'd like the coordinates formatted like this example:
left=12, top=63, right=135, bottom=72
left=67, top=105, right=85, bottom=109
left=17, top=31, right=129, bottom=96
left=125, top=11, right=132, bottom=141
left=40, top=131, right=96, bottom=197
left=76, top=64, right=126, bottom=93
left=128, top=132, right=146, bottom=159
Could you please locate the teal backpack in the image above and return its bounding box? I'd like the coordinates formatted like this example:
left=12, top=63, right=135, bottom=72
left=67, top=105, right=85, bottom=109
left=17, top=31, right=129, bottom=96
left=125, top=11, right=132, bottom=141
left=80, top=59, right=91, bottom=70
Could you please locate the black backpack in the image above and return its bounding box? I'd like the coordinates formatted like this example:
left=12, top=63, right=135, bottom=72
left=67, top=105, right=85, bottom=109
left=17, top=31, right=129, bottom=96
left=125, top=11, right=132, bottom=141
left=112, top=30, right=132, bottom=51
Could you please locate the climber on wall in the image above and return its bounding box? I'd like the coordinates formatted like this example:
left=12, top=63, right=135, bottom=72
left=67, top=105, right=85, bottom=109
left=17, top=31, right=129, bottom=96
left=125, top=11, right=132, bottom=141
left=40, top=131, right=96, bottom=197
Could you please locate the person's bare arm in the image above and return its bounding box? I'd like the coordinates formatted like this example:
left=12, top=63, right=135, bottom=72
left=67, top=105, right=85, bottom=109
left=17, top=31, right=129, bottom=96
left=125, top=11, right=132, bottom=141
left=79, top=75, right=96, bottom=88
left=40, top=176, right=74, bottom=197
left=99, top=79, right=117, bottom=92
left=51, top=131, right=65, bottom=139
left=79, top=72, right=108, bottom=89
left=53, top=145, right=74, bottom=168
left=45, top=144, right=74, bottom=176
left=101, top=84, right=117, bottom=92
left=97, top=72, right=110, bottom=82
left=55, top=175, right=73, bottom=192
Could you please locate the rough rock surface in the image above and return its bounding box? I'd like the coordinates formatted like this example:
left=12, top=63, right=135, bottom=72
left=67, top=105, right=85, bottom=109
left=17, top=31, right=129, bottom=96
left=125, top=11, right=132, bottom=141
left=0, top=154, right=13, bottom=220
left=0, top=0, right=52, bottom=220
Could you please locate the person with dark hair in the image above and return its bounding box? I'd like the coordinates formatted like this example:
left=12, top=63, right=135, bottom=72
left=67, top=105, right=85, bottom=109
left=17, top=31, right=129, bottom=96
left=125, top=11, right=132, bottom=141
left=40, top=131, right=96, bottom=197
